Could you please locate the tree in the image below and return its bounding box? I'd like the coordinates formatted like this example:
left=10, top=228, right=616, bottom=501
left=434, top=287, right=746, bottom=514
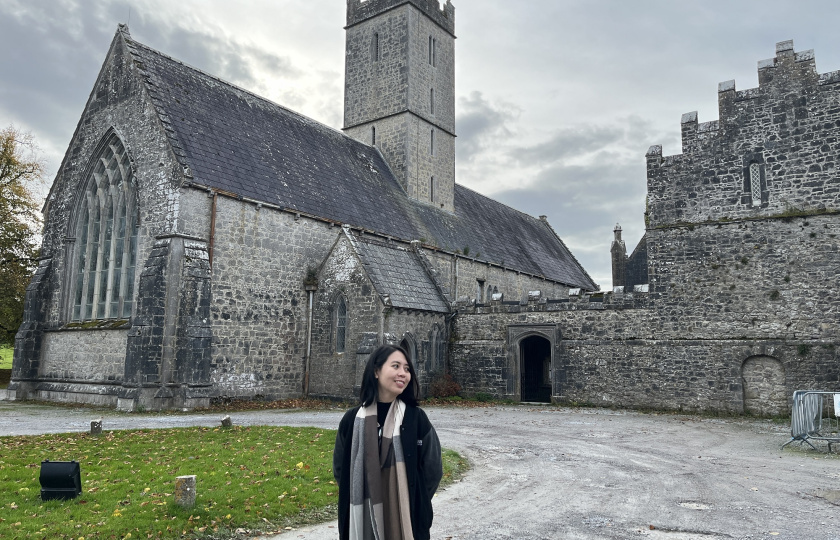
left=0, top=126, right=44, bottom=346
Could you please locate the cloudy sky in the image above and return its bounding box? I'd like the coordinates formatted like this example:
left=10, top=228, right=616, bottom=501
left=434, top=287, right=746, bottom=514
left=2, top=0, right=839, bottom=288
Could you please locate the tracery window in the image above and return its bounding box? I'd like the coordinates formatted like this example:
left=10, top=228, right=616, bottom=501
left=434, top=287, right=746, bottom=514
left=71, top=135, right=138, bottom=321
left=336, top=296, right=347, bottom=353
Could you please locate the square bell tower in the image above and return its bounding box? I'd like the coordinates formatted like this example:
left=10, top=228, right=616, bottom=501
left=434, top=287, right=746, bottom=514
left=344, top=0, right=456, bottom=213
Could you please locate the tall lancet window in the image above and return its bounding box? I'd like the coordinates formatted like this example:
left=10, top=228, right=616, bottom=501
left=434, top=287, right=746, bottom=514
left=749, top=163, right=762, bottom=207
left=335, top=296, right=347, bottom=353
left=372, top=33, right=380, bottom=62
left=72, top=134, right=138, bottom=321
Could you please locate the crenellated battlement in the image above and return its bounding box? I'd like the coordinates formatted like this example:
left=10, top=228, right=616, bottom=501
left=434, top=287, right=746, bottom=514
left=347, top=0, right=455, bottom=35
left=670, top=41, right=837, bottom=156
left=645, top=40, right=840, bottom=228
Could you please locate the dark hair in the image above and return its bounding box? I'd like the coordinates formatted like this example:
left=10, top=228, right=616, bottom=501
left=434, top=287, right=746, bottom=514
left=359, top=344, right=419, bottom=407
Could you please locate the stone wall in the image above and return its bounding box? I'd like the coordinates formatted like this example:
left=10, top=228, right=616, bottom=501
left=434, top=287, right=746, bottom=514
left=309, top=235, right=382, bottom=399
left=344, top=0, right=456, bottom=212
left=12, top=31, right=189, bottom=406
left=207, top=195, right=341, bottom=400
left=647, top=42, right=840, bottom=229
left=449, top=42, right=840, bottom=414
left=424, top=250, right=570, bottom=304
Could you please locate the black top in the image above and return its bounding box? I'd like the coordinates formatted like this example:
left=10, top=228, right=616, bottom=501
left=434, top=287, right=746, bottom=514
left=333, top=404, right=443, bottom=540
left=377, top=400, right=392, bottom=431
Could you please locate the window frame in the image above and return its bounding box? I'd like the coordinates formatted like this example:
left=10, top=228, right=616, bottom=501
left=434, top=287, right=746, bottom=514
left=69, top=133, right=139, bottom=322
left=335, top=295, right=348, bottom=354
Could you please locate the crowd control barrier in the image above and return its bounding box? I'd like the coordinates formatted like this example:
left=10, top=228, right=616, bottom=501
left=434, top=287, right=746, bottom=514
left=782, top=390, right=840, bottom=451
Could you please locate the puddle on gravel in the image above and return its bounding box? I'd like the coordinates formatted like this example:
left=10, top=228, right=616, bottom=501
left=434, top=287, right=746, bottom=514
left=678, top=501, right=711, bottom=510
left=814, top=489, right=840, bottom=505
left=638, top=530, right=727, bottom=539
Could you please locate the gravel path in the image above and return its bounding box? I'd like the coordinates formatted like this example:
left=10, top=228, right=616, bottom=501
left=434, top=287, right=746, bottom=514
left=2, top=402, right=838, bottom=539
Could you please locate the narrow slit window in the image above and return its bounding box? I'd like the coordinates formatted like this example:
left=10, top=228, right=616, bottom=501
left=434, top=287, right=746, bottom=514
left=430, top=88, right=435, bottom=115
left=430, top=129, right=435, bottom=156
left=371, top=126, right=376, bottom=146
left=336, top=297, right=347, bottom=353
left=429, top=36, right=433, bottom=65
left=372, top=33, right=380, bottom=62
left=750, top=163, right=762, bottom=207
left=430, top=176, right=435, bottom=203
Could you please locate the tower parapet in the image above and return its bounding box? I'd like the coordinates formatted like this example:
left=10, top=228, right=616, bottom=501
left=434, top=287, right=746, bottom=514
left=347, top=0, right=455, bottom=36
left=646, top=41, right=840, bottom=228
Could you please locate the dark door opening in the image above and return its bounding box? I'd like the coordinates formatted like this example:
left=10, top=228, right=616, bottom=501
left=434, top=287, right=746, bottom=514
left=520, top=336, right=551, bottom=403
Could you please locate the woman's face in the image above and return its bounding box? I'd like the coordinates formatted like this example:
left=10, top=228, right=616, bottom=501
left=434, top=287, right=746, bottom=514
left=375, top=350, right=411, bottom=403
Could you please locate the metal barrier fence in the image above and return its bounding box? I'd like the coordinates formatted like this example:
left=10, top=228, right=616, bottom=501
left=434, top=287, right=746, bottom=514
left=783, top=391, right=840, bottom=451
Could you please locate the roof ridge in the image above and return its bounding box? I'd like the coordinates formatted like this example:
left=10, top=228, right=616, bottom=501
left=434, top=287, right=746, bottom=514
left=122, top=32, right=359, bottom=146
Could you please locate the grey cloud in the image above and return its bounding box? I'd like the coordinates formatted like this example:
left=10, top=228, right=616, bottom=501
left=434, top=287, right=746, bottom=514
left=511, top=126, right=625, bottom=166
left=490, top=154, right=648, bottom=289
left=455, top=91, right=519, bottom=163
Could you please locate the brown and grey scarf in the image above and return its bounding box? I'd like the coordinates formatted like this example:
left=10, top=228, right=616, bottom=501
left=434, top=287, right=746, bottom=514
left=348, top=399, right=414, bottom=540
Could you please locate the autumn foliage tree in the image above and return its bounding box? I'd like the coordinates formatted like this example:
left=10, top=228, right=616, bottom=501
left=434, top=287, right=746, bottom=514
left=0, top=126, right=44, bottom=345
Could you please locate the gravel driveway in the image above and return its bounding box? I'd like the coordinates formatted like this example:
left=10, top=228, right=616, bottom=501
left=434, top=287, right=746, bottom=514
left=1, top=402, right=838, bottom=539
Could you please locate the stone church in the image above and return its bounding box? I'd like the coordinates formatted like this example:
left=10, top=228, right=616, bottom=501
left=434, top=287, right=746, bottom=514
left=10, top=0, right=596, bottom=410
left=11, top=1, right=840, bottom=415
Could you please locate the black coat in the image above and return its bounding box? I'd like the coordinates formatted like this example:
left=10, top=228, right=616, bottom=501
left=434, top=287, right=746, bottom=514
left=333, top=403, right=442, bottom=540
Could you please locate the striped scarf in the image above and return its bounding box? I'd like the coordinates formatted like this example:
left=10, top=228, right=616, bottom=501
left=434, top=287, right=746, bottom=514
left=348, top=399, right=414, bottom=540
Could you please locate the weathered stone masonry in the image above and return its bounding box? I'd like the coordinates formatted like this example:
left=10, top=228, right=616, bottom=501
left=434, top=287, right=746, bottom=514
left=451, top=41, right=840, bottom=414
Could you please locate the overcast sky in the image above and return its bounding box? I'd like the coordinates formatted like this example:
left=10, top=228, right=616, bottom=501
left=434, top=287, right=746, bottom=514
left=2, top=0, right=839, bottom=289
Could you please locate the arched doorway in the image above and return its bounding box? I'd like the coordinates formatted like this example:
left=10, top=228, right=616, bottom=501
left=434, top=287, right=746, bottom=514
left=742, top=355, right=787, bottom=416
left=520, top=335, right=551, bottom=403
left=400, top=334, right=417, bottom=366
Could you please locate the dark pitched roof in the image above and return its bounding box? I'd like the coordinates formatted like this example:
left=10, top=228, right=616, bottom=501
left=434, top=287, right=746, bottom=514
left=120, top=28, right=597, bottom=291
left=346, top=232, right=449, bottom=313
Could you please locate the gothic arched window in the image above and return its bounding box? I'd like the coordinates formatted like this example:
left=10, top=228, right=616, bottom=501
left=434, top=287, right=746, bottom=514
left=71, top=134, right=138, bottom=321
left=336, top=296, right=348, bottom=353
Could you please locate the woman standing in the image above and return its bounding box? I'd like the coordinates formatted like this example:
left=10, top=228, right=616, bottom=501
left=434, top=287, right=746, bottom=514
left=333, top=344, right=443, bottom=540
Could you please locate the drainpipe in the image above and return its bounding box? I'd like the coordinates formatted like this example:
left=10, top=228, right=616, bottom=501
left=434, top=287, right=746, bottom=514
left=303, top=285, right=317, bottom=396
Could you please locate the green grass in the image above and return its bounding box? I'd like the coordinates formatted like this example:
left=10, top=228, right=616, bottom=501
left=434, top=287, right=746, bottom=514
left=0, top=425, right=467, bottom=539
left=0, top=345, right=12, bottom=370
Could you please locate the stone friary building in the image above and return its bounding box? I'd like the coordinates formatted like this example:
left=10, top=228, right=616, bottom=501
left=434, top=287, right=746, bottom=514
left=11, top=0, right=840, bottom=414
left=11, top=0, right=596, bottom=410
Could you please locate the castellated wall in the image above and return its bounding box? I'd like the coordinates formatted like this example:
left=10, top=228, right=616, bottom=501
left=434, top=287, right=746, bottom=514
left=450, top=42, right=840, bottom=414
left=347, top=0, right=455, bottom=36
left=647, top=41, right=840, bottom=228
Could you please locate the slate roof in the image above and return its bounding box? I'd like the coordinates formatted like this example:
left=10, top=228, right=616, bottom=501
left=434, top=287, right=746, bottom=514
left=346, top=232, right=449, bottom=313
left=121, top=28, right=597, bottom=291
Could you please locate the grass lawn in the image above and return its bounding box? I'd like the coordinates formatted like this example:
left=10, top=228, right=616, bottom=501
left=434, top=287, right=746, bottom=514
left=0, top=345, right=12, bottom=370
left=0, top=424, right=468, bottom=539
